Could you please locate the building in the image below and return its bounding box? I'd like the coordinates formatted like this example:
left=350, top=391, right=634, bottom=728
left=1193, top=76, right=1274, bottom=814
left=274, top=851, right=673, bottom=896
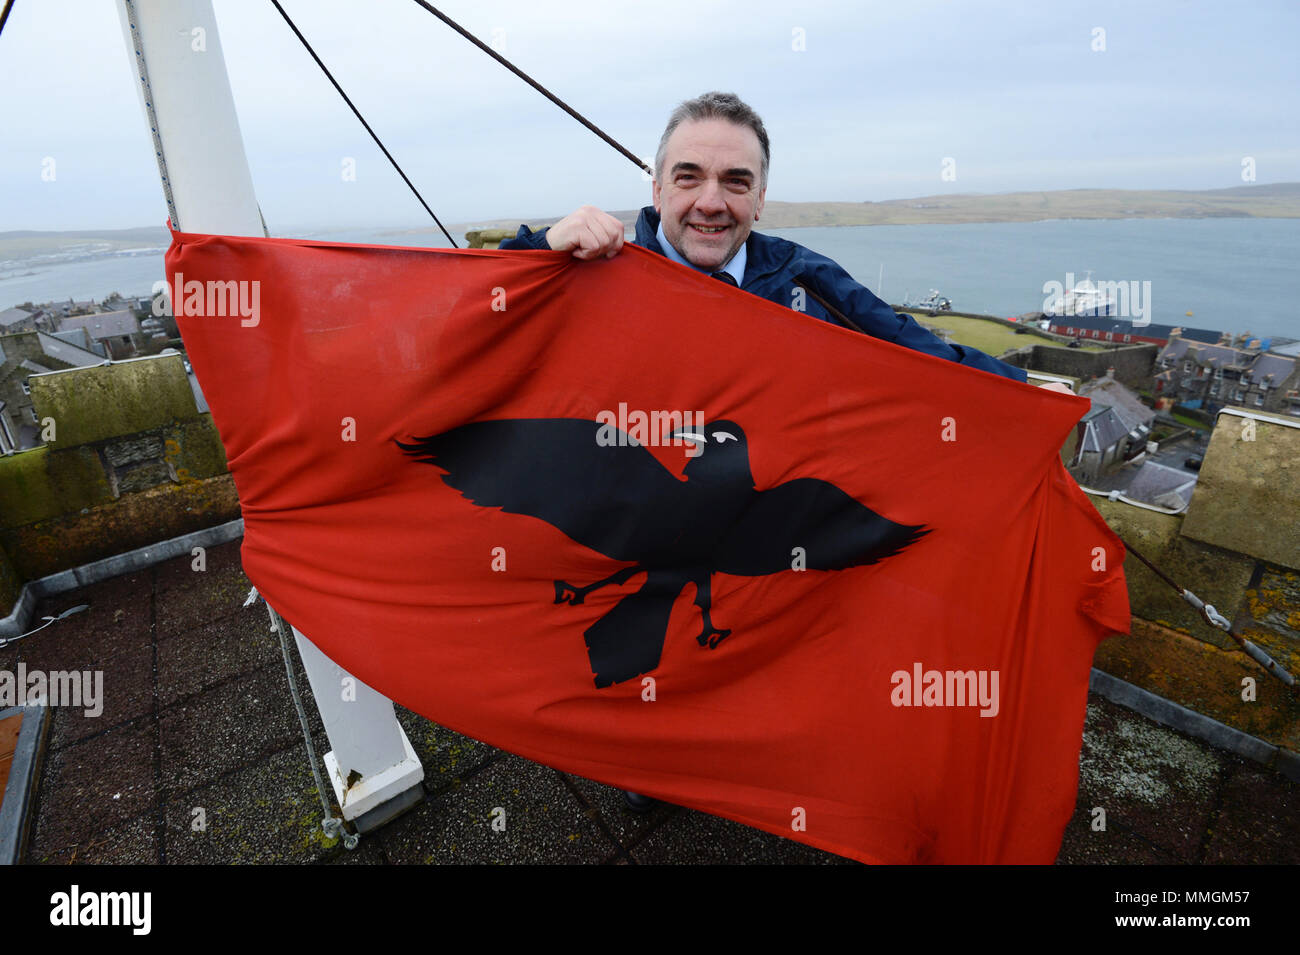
left=1154, top=332, right=1300, bottom=416
left=57, top=308, right=141, bottom=360
left=1068, top=371, right=1157, bottom=484
left=0, top=331, right=103, bottom=451
left=1069, top=406, right=1138, bottom=484
left=1122, top=460, right=1199, bottom=510
left=0, top=307, right=36, bottom=333
left=1044, top=314, right=1224, bottom=347
left=1079, top=369, right=1156, bottom=433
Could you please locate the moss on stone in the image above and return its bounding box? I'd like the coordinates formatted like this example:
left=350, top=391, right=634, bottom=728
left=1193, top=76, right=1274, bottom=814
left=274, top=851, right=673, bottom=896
left=1182, top=411, right=1300, bottom=570
left=1, top=474, right=240, bottom=582
left=0, top=446, right=114, bottom=527
left=1092, top=498, right=1255, bottom=648
left=1095, top=618, right=1300, bottom=752
left=30, top=354, right=199, bottom=449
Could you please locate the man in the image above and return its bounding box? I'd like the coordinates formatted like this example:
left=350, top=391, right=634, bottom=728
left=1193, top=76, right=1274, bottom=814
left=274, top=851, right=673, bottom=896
left=501, top=91, right=1059, bottom=388
left=500, top=93, right=1065, bottom=813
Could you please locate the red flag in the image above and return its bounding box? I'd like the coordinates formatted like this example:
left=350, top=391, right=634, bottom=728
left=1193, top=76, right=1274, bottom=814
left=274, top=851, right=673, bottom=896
left=166, top=227, right=1130, bottom=864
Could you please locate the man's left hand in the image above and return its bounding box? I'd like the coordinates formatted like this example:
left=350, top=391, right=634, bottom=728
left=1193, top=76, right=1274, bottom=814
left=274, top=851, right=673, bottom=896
left=1037, top=381, right=1074, bottom=395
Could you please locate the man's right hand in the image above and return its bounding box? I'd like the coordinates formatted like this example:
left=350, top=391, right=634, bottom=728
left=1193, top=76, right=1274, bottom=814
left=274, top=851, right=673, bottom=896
left=544, top=205, right=625, bottom=260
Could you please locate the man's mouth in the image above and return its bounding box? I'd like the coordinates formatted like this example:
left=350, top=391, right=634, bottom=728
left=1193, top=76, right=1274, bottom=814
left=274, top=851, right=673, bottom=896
left=689, top=224, right=729, bottom=235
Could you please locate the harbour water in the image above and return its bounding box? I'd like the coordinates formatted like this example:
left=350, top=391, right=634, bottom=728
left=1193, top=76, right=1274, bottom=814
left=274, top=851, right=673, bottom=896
left=3, top=217, right=1297, bottom=341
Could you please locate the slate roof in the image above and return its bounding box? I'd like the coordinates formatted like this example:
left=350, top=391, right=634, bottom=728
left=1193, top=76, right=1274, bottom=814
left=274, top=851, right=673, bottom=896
left=1080, top=376, right=1155, bottom=433
left=1081, top=406, right=1132, bottom=454
left=59, top=309, right=138, bottom=340
left=1125, top=461, right=1198, bottom=509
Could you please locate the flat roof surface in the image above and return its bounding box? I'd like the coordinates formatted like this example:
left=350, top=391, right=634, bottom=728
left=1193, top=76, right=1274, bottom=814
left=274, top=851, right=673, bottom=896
left=11, top=539, right=1298, bottom=864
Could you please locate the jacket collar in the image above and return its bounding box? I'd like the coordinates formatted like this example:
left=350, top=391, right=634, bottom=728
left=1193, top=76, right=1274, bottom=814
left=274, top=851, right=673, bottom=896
left=634, top=205, right=796, bottom=289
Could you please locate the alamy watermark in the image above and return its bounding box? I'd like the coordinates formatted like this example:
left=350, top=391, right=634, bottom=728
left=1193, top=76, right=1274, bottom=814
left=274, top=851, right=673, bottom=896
left=1042, top=272, right=1152, bottom=327
left=152, top=273, right=261, bottom=327
left=0, top=665, right=103, bottom=717
left=890, top=662, right=1000, bottom=717
left=596, top=404, right=706, bottom=457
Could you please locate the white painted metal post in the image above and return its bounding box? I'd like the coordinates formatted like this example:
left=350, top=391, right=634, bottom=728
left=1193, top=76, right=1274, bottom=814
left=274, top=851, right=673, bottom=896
left=116, top=0, right=423, bottom=830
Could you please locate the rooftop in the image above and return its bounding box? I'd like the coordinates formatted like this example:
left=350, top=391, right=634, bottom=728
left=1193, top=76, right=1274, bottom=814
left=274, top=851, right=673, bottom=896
left=12, top=539, right=1299, bottom=865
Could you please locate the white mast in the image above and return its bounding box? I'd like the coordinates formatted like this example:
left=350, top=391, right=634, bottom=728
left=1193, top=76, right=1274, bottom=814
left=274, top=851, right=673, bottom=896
left=116, top=0, right=424, bottom=833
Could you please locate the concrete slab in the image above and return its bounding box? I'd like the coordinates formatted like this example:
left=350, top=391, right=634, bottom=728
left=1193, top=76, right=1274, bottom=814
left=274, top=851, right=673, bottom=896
left=1075, top=697, right=1228, bottom=862
left=158, top=663, right=322, bottom=795
left=164, top=741, right=348, bottom=865
left=156, top=609, right=281, bottom=706
left=28, top=717, right=156, bottom=861
left=393, top=706, right=496, bottom=794
left=1201, top=763, right=1300, bottom=864
left=629, top=804, right=851, bottom=864
left=376, top=754, right=615, bottom=864
left=29, top=810, right=158, bottom=865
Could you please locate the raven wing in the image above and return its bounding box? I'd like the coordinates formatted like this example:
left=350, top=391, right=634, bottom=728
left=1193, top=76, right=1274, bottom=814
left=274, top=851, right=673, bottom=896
left=713, top=477, right=929, bottom=576
left=396, top=418, right=687, bottom=562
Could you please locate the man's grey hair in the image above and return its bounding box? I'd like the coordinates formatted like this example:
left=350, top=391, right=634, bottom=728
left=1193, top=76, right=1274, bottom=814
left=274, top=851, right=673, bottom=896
left=654, top=91, right=770, bottom=189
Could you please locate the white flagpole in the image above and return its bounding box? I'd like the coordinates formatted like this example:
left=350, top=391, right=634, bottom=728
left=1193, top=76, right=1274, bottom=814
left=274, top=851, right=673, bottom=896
left=115, top=0, right=424, bottom=832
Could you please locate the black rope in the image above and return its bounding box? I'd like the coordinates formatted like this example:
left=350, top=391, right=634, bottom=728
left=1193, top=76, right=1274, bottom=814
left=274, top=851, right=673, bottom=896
left=269, top=0, right=458, bottom=247
left=410, top=1, right=653, bottom=178
left=792, top=278, right=866, bottom=334
left=0, top=0, right=15, bottom=40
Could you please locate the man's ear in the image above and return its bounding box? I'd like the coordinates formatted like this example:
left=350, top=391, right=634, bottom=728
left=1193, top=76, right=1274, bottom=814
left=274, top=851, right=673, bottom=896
left=652, top=177, right=661, bottom=213
left=755, top=185, right=766, bottom=222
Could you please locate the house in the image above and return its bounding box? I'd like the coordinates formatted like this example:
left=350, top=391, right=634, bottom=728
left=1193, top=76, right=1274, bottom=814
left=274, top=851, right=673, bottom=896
left=1070, top=405, right=1136, bottom=484
left=1154, top=332, right=1300, bottom=416
left=1069, top=370, right=1157, bottom=484
left=0, top=331, right=104, bottom=451
left=1123, top=460, right=1198, bottom=511
left=58, top=309, right=141, bottom=359
left=1079, top=368, right=1156, bottom=436
left=0, top=307, right=36, bottom=332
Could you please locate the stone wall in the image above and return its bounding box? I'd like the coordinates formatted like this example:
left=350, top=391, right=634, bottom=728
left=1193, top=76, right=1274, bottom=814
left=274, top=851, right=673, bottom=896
left=0, top=353, right=238, bottom=605
left=1091, top=407, right=1300, bottom=754
left=1002, top=342, right=1159, bottom=390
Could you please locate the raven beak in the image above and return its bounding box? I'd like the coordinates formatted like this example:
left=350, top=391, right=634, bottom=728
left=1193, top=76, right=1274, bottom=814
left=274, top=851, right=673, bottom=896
left=671, top=430, right=705, bottom=458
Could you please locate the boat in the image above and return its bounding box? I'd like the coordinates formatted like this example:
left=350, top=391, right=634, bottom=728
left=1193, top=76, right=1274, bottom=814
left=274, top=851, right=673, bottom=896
left=1044, top=271, right=1116, bottom=318
left=905, top=289, right=952, bottom=315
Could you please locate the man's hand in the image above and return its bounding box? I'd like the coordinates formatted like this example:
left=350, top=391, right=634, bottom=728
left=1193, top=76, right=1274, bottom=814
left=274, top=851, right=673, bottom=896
left=545, top=205, right=625, bottom=260
left=1037, top=381, right=1074, bottom=395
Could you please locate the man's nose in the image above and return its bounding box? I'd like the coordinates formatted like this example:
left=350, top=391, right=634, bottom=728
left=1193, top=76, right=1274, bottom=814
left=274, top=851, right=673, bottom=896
left=695, top=178, right=728, bottom=214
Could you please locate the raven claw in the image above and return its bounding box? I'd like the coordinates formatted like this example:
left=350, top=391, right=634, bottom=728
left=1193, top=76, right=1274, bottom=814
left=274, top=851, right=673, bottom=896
left=553, top=580, right=584, bottom=605
left=697, top=627, right=731, bottom=649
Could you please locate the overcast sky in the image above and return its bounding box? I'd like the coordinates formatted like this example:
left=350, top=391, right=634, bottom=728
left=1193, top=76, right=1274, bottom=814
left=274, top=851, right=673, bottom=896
left=3, top=0, right=1298, bottom=232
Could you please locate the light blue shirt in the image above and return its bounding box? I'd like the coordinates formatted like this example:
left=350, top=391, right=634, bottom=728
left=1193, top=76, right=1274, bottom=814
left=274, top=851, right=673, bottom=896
left=656, top=221, right=747, bottom=286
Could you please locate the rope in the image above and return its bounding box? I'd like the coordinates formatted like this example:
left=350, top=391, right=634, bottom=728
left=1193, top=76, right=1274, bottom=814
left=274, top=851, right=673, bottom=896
left=122, top=0, right=180, bottom=230
left=0, top=0, right=15, bottom=40
left=411, top=1, right=653, bottom=177
left=269, top=0, right=458, bottom=248
left=261, top=592, right=360, bottom=850
left=1122, top=539, right=1296, bottom=690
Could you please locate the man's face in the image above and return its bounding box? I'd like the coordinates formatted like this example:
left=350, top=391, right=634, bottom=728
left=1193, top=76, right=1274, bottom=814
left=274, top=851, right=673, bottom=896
left=653, top=118, right=767, bottom=272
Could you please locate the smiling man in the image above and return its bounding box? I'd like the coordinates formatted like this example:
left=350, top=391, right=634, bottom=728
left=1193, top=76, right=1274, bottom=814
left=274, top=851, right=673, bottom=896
left=500, top=91, right=1042, bottom=384
left=499, top=94, right=1058, bottom=813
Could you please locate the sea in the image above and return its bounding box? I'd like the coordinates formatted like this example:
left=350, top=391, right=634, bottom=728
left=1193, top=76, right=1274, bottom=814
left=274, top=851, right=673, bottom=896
left=3, top=217, right=1298, bottom=341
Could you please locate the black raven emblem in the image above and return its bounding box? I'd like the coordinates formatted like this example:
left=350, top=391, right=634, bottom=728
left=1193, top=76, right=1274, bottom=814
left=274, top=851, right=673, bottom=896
left=397, top=419, right=928, bottom=687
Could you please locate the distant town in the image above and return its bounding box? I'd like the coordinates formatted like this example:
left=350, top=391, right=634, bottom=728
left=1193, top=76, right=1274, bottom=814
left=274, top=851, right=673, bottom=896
left=0, top=291, right=193, bottom=450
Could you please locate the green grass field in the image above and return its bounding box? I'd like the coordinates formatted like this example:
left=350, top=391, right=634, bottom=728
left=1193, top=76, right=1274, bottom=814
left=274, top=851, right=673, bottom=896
left=904, top=312, right=1107, bottom=358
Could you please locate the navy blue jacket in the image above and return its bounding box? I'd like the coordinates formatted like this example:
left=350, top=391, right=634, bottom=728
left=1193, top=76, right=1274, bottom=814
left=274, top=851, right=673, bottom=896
left=500, top=206, right=1027, bottom=383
